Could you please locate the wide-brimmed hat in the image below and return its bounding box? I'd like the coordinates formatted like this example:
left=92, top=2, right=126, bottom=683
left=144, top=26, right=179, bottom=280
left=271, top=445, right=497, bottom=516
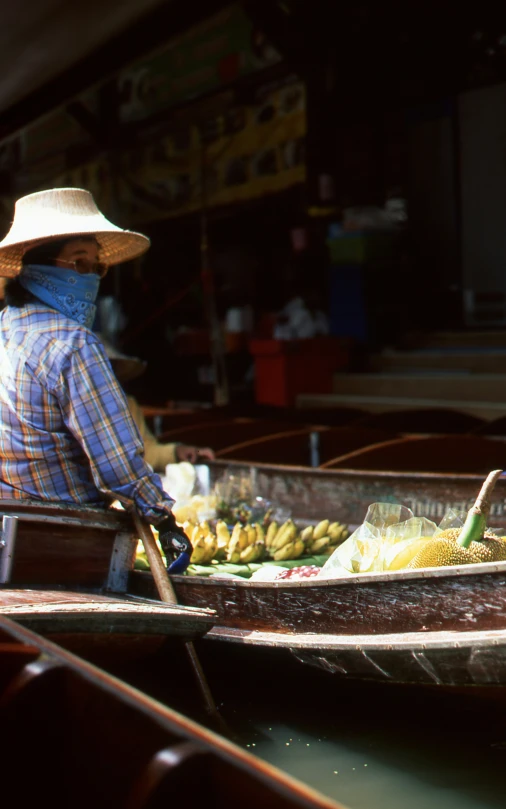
left=100, top=336, right=147, bottom=383
left=0, top=187, right=150, bottom=277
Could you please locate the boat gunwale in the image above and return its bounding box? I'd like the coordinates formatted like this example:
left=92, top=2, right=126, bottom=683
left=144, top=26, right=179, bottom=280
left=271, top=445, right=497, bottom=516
left=168, top=558, right=506, bottom=589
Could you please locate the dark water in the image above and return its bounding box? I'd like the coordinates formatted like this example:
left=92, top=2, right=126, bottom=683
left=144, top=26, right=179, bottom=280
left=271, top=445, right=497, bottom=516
left=104, top=639, right=506, bottom=809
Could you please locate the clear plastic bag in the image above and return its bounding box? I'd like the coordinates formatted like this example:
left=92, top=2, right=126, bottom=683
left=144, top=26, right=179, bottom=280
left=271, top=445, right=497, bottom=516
left=320, top=503, right=414, bottom=576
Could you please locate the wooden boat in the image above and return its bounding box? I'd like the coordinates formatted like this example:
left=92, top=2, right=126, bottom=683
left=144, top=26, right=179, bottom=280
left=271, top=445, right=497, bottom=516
left=0, top=499, right=215, bottom=663
left=0, top=613, right=342, bottom=809
left=6, top=462, right=506, bottom=690
left=127, top=457, right=506, bottom=690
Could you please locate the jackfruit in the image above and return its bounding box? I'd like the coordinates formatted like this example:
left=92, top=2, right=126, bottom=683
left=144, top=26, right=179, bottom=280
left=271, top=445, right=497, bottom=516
left=408, top=529, right=506, bottom=569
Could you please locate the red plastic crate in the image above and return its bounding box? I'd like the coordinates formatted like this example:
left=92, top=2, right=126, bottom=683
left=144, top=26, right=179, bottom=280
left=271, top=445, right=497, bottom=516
left=249, top=337, right=350, bottom=407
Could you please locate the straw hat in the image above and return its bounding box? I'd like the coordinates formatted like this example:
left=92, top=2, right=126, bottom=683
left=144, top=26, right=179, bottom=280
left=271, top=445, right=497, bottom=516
left=0, top=187, right=150, bottom=277
left=100, top=336, right=147, bottom=383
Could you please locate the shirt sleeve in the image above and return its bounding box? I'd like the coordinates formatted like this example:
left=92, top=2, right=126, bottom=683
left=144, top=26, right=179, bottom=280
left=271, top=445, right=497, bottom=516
left=56, top=339, right=175, bottom=525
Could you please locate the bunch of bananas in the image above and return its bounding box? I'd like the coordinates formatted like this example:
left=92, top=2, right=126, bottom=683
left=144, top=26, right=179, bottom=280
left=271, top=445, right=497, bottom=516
left=265, top=518, right=349, bottom=561
left=181, top=519, right=266, bottom=565
left=175, top=515, right=349, bottom=567
left=182, top=520, right=218, bottom=565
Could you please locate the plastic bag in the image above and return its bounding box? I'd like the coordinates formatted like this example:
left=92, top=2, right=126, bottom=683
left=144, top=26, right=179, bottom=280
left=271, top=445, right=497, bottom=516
left=320, top=502, right=414, bottom=577
left=382, top=516, right=439, bottom=570
left=164, top=462, right=217, bottom=523
left=213, top=468, right=291, bottom=525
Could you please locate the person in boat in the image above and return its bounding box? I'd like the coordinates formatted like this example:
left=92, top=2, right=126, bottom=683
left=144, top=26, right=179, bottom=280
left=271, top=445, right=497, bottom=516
left=0, top=187, right=192, bottom=573
left=99, top=338, right=215, bottom=472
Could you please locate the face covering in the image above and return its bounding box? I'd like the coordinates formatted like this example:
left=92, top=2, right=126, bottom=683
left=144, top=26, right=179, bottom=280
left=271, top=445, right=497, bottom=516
left=18, top=264, right=101, bottom=328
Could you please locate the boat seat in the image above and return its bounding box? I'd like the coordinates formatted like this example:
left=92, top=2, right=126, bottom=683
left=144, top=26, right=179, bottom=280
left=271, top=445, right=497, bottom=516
left=322, top=434, right=506, bottom=474
left=0, top=499, right=136, bottom=591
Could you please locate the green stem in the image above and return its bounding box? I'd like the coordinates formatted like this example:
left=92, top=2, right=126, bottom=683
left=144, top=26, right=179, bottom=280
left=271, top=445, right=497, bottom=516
left=457, top=469, right=503, bottom=548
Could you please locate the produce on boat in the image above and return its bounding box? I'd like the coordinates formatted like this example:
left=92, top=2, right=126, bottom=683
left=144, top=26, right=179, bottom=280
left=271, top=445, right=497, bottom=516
left=408, top=469, right=506, bottom=568
left=316, top=470, right=506, bottom=578
left=136, top=470, right=351, bottom=577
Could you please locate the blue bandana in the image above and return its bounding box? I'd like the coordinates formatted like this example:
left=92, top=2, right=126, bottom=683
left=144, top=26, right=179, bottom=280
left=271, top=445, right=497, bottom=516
left=18, top=264, right=101, bottom=328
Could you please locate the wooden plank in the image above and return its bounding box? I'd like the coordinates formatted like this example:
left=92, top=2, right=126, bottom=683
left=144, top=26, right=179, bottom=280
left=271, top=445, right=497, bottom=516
left=296, top=393, right=506, bottom=420
left=371, top=349, right=506, bottom=374
left=332, top=372, right=506, bottom=402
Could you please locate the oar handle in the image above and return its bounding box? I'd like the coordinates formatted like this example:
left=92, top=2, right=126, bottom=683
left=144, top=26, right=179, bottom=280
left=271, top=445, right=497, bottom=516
left=133, top=514, right=178, bottom=605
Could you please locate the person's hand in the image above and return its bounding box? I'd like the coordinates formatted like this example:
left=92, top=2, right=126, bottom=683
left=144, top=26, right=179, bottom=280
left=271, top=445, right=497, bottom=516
left=175, top=444, right=215, bottom=463
left=157, top=512, right=192, bottom=574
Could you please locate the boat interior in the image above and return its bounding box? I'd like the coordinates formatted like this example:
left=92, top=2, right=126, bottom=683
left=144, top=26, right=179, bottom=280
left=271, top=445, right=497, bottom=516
left=0, top=614, right=339, bottom=809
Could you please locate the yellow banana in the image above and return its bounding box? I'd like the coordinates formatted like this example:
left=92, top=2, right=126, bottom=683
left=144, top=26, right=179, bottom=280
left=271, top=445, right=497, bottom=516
left=265, top=521, right=278, bottom=548
left=328, top=522, right=348, bottom=543
left=226, top=537, right=242, bottom=563
left=246, top=525, right=257, bottom=546
left=230, top=522, right=249, bottom=550
left=292, top=538, right=305, bottom=558
left=253, top=539, right=265, bottom=562
left=310, top=536, right=331, bottom=554
left=190, top=537, right=208, bottom=564
left=203, top=533, right=218, bottom=564
left=254, top=523, right=265, bottom=543
left=216, top=520, right=231, bottom=548
left=272, top=520, right=290, bottom=546
left=271, top=520, right=297, bottom=552
left=240, top=543, right=259, bottom=563
left=273, top=541, right=296, bottom=561
left=313, top=520, right=330, bottom=540
left=301, top=525, right=314, bottom=544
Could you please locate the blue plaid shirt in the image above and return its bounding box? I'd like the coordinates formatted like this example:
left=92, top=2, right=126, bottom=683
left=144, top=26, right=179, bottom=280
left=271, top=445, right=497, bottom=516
left=0, top=303, right=174, bottom=524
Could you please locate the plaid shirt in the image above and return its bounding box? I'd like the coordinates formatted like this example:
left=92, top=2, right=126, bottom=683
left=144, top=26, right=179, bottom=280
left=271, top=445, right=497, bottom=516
left=0, top=303, right=174, bottom=524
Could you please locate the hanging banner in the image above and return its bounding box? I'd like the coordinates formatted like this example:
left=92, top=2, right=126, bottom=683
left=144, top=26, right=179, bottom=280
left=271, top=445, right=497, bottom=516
left=115, top=78, right=306, bottom=224
left=117, top=3, right=281, bottom=123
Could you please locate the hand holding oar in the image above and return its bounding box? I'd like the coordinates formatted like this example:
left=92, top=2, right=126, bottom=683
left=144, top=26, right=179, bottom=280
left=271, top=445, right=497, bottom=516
left=132, top=513, right=220, bottom=720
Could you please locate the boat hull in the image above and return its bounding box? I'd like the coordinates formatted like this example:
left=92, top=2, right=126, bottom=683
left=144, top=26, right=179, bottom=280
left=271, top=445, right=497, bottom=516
left=207, top=626, right=506, bottom=688
left=131, top=560, right=506, bottom=689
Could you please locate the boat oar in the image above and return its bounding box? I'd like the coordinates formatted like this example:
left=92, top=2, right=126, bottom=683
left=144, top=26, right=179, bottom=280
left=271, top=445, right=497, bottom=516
left=132, top=514, right=221, bottom=722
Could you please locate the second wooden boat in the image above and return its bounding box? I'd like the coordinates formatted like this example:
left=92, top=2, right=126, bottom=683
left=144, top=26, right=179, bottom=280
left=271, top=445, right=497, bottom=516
left=0, top=613, right=343, bottom=809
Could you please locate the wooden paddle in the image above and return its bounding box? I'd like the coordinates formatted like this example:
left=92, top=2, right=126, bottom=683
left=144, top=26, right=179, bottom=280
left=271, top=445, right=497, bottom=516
left=133, top=514, right=220, bottom=721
